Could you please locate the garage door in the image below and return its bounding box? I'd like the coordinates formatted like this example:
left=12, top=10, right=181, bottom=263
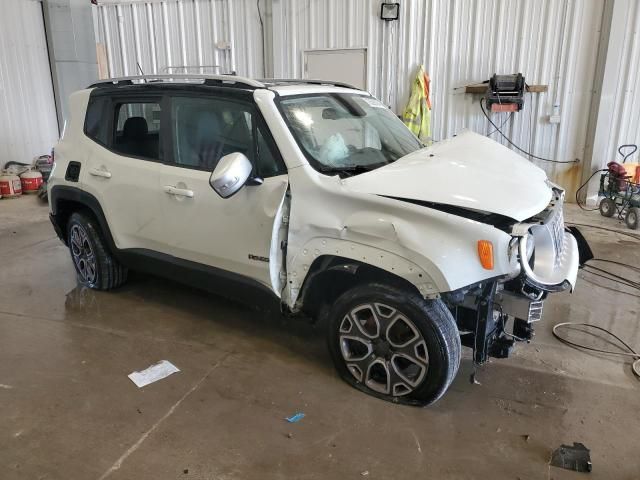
left=303, top=48, right=367, bottom=90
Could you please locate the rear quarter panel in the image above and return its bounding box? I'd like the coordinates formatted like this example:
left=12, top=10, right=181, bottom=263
left=48, top=89, right=93, bottom=207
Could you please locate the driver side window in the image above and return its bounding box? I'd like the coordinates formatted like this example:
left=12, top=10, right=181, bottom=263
left=171, top=96, right=253, bottom=171
left=170, top=95, right=286, bottom=177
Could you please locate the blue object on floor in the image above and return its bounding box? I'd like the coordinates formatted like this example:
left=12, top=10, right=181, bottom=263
left=285, top=413, right=305, bottom=423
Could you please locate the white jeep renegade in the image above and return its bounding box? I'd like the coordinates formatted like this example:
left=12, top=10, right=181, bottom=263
left=49, top=75, right=584, bottom=405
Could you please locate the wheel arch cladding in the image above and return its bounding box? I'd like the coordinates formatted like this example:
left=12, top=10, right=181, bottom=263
left=293, top=254, right=430, bottom=320
left=50, top=186, right=116, bottom=250
left=286, top=237, right=446, bottom=308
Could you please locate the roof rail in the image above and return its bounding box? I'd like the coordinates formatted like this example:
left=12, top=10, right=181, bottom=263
left=89, top=74, right=265, bottom=89
left=260, top=78, right=362, bottom=90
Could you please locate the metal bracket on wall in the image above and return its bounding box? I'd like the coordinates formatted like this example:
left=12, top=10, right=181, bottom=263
left=464, top=84, right=549, bottom=94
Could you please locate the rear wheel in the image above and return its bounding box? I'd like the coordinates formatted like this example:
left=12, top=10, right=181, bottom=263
left=599, top=198, right=615, bottom=217
left=626, top=207, right=639, bottom=230
left=67, top=212, right=127, bottom=290
left=327, top=283, right=461, bottom=406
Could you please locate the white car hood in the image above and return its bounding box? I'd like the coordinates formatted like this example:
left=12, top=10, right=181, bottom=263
left=344, top=130, right=552, bottom=222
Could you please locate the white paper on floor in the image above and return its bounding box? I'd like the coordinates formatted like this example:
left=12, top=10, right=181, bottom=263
left=128, top=360, right=180, bottom=388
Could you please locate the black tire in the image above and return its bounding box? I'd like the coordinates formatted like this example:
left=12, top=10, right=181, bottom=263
left=327, top=283, right=461, bottom=406
left=599, top=198, right=615, bottom=217
left=625, top=207, right=640, bottom=230
left=66, top=211, right=128, bottom=290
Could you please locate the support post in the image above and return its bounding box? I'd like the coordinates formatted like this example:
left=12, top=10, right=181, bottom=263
left=42, top=0, right=98, bottom=130
left=581, top=0, right=628, bottom=205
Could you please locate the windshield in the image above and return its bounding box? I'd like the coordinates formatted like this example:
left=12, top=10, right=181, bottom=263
left=279, top=93, right=423, bottom=175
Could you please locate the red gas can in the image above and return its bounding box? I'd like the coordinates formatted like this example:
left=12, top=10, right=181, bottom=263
left=0, top=172, right=22, bottom=198
left=19, top=169, right=44, bottom=194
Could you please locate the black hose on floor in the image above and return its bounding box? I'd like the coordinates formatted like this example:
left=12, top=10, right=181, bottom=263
left=552, top=323, right=640, bottom=378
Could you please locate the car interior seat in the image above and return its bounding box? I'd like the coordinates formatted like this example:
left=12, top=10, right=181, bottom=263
left=119, top=117, right=157, bottom=158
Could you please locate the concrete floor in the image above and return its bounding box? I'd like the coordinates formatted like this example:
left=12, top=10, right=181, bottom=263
left=1, top=195, right=639, bottom=480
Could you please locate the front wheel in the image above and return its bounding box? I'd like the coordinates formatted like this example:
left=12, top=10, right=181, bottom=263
left=626, top=207, right=639, bottom=230
left=599, top=198, right=615, bottom=217
left=327, top=283, right=461, bottom=406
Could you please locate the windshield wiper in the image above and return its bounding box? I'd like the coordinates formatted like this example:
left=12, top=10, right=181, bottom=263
left=319, top=163, right=386, bottom=177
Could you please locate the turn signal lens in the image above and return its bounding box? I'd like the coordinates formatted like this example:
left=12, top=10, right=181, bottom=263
left=477, top=240, right=494, bottom=270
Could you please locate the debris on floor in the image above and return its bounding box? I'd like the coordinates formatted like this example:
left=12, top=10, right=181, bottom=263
left=550, top=442, right=592, bottom=473
left=285, top=412, right=305, bottom=423
left=128, top=360, right=180, bottom=388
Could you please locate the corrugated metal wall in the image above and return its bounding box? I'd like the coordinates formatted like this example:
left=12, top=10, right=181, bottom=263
left=274, top=0, right=605, bottom=194
left=602, top=0, right=640, bottom=165
left=95, top=0, right=265, bottom=78
left=95, top=0, right=610, bottom=194
left=0, top=0, right=59, bottom=168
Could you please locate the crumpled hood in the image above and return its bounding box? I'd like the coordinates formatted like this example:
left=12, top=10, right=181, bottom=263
left=344, top=130, right=553, bottom=222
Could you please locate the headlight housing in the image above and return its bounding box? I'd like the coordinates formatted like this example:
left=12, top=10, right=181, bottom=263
left=511, top=188, right=579, bottom=292
left=518, top=225, right=570, bottom=291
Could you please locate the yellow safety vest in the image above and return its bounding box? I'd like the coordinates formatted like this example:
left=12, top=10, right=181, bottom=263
left=402, top=65, right=432, bottom=143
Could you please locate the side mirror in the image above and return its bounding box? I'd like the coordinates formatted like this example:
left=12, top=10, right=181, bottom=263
left=209, top=152, right=253, bottom=198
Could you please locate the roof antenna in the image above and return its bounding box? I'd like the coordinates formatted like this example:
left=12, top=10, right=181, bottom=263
left=137, top=62, right=146, bottom=83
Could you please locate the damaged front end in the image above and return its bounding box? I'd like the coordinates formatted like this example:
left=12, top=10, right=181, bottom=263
left=444, top=188, right=590, bottom=363
left=444, top=279, right=545, bottom=363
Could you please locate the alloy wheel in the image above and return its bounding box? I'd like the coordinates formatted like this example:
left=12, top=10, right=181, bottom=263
left=338, top=302, right=429, bottom=397
left=70, top=224, right=97, bottom=285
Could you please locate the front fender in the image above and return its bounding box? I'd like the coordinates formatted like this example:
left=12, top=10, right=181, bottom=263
left=285, top=167, right=517, bottom=306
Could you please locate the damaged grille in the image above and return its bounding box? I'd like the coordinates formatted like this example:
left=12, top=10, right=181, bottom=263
left=527, top=188, right=566, bottom=268
left=549, top=204, right=565, bottom=267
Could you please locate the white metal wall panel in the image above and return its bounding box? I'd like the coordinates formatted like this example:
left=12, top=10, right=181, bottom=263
left=0, top=0, right=59, bottom=167
left=95, top=0, right=611, bottom=195
left=602, top=0, right=640, bottom=166
left=274, top=0, right=605, bottom=194
left=95, top=0, right=265, bottom=78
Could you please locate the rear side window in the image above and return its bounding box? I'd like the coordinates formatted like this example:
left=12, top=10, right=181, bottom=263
left=112, top=102, right=162, bottom=160
left=84, top=97, right=109, bottom=145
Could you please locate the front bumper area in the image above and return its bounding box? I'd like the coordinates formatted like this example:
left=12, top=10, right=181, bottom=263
left=454, top=225, right=584, bottom=363
left=453, top=280, right=540, bottom=363
left=450, top=189, right=587, bottom=364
